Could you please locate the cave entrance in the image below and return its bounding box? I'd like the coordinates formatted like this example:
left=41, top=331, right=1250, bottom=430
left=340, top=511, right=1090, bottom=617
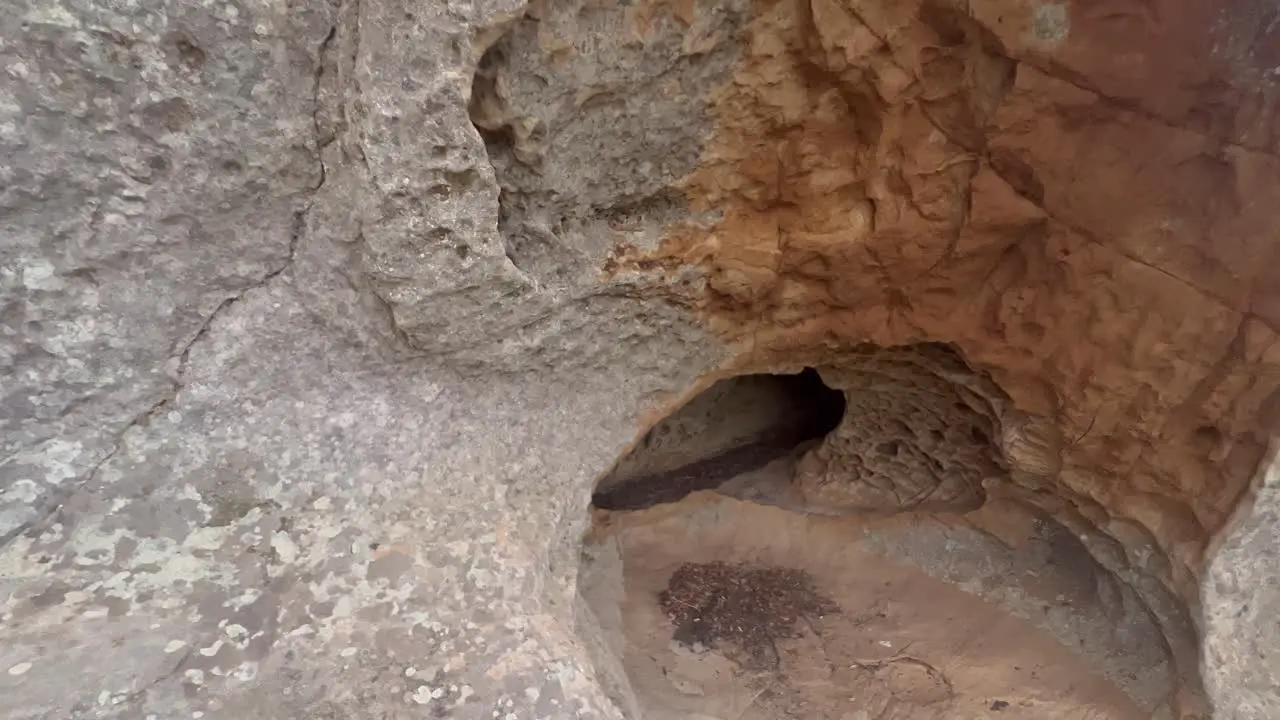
left=580, top=345, right=1188, bottom=720
left=591, top=368, right=847, bottom=511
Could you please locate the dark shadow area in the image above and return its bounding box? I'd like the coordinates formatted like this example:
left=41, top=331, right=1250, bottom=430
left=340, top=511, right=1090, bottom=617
left=592, top=368, right=846, bottom=511
left=788, top=367, right=850, bottom=441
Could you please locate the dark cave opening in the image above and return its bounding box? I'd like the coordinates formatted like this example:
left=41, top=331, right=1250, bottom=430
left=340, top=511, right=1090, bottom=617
left=582, top=348, right=1202, bottom=719
left=591, top=368, right=847, bottom=511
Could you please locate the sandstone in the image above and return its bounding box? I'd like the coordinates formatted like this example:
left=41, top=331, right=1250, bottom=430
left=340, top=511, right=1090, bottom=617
left=2, top=0, right=1279, bottom=717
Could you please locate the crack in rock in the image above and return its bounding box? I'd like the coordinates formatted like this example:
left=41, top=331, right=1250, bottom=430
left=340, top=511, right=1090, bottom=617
left=2, top=21, right=326, bottom=549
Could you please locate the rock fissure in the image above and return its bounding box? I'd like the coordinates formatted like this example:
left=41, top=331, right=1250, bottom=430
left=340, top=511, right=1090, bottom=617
left=310, top=24, right=339, bottom=191
left=0, top=202, right=308, bottom=553
left=0, top=398, right=158, bottom=550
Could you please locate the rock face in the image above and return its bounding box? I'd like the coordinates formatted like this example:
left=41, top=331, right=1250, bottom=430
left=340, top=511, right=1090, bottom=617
left=793, top=345, right=1005, bottom=513
left=1, top=0, right=1278, bottom=717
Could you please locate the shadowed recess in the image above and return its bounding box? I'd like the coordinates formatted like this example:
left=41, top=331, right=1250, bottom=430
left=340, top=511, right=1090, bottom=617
left=591, top=368, right=847, bottom=511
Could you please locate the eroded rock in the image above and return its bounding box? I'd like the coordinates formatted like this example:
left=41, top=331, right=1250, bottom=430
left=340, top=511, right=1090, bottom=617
left=2, top=0, right=1279, bottom=717
left=793, top=345, right=1004, bottom=513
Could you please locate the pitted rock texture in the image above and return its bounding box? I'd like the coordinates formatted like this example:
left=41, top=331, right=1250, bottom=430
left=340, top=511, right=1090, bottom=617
left=600, top=373, right=819, bottom=492
left=1203, top=443, right=1280, bottom=719
left=469, top=0, right=753, bottom=299
left=793, top=346, right=1004, bottom=513
left=1, top=0, right=721, bottom=717
left=586, top=0, right=1280, bottom=609
left=2, top=0, right=1280, bottom=717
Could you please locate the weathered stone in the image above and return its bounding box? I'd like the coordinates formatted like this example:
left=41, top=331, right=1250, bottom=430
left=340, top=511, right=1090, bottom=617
left=0, top=0, right=716, bottom=716
left=793, top=346, right=1005, bottom=513
left=1203, top=443, right=1280, bottom=719
left=2, top=0, right=1279, bottom=717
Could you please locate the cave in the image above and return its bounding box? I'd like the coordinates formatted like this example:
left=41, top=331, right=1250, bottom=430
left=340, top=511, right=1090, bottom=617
left=591, top=367, right=847, bottom=511
left=459, top=0, right=1276, bottom=715
left=579, top=344, right=1201, bottom=720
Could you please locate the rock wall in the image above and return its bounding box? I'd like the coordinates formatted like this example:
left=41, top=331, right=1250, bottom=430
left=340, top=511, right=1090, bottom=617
left=794, top=345, right=1005, bottom=513
left=1, top=0, right=718, bottom=717
left=597, top=372, right=830, bottom=493
left=594, top=0, right=1280, bottom=608
left=1202, top=441, right=1280, bottom=719
left=2, top=0, right=1279, bottom=718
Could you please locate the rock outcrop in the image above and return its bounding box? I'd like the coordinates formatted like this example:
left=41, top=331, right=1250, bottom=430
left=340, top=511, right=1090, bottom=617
left=2, top=0, right=1278, bottom=717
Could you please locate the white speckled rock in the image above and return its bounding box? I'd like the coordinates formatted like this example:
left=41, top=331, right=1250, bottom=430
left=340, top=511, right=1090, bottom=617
left=1203, top=445, right=1280, bottom=719
left=0, top=0, right=718, bottom=716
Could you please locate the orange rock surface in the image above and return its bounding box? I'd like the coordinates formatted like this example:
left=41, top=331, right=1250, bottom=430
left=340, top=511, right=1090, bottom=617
left=608, top=0, right=1280, bottom=602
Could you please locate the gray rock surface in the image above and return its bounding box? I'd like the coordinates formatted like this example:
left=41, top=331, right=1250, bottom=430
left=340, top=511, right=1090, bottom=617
left=2, top=0, right=1279, bottom=717
left=1203, top=444, right=1280, bottom=719
left=0, top=0, right=719, bottom=716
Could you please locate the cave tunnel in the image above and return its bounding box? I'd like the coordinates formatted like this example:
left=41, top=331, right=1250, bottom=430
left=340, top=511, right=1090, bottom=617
left=470, top=0, right=1256, bottom=715
left=591, top=367, right=847, bottom=512
left=580, top=344, right=1201, bottom=720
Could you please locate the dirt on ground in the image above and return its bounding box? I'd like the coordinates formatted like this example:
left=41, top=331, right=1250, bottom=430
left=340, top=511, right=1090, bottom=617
left=660, top=560, right=840, bottom=670
left=581, top=493, right=1163, bottom=720
left=592, top=440, right=812, bottom=511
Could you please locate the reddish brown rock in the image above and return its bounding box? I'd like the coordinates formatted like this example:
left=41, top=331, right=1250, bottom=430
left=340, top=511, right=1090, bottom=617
left=601, top=0, right=1280, bottom=612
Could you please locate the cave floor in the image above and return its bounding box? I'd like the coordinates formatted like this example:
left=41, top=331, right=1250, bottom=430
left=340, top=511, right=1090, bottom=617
left=582, top=471, right=1167, bottom=720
